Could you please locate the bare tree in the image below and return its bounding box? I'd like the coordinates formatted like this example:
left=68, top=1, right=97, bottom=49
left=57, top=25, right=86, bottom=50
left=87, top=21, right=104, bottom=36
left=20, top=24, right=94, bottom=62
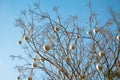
left=11, top=2, right=120, bottom=80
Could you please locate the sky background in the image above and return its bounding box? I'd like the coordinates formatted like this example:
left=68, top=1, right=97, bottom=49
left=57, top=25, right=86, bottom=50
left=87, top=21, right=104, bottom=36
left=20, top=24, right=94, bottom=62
left=0, top=0, right=120, bottom=80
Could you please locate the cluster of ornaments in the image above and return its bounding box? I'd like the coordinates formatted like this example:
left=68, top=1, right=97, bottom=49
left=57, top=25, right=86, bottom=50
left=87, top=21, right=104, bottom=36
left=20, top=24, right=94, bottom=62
left=87, top=28, right=99, bottom=35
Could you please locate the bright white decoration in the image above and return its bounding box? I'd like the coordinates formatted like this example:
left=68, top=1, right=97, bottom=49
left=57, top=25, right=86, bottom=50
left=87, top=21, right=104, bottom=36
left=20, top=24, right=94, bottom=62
left=117, top=34, right=120, bottom=40
left=87, top=30, right=92, bottom=35
left=75, top=35, right=79, bottom=39
left=96, top=64, right=103, bottom=71
left=54, top=27, right=59, bottom=32
left=70, top=45, right=75, bottom=50
left=93, top=28, right=99, bottom=34
left=43, top=44, right=50, bottom=51
left=99, top=51, right=105, bottom=57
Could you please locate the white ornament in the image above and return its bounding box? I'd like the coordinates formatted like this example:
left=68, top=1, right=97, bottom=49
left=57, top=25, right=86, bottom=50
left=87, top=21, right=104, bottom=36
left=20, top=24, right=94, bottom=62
left=25, top=36, right=29, bottom=41
left=32, top=62, right=37, bottom=67
left=70, top=45, right=75, bottom=50
left=117, top=34, right=120, bottom=40
left=93, top=28, right=99, bottom=34
left=75, top=35, right=79, bottom=39
left=40, top=57, right=45, bottom=62
left=43, top=44, right=50, bottom=51
left=96, top=64, right=102, bottom=71
left=18, top=40, right=22, bottom=45
left=66, top=57, right=71, bottom=62
left=87, top=30, right=92, bottom=35
left=99, top=51, right=105, bottom=57
left=54, top=27, right=59, bottom=32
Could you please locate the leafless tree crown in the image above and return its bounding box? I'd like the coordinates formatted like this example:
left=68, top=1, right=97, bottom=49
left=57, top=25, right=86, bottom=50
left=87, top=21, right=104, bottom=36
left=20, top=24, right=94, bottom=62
left=12, top=2, right=120, bottom=80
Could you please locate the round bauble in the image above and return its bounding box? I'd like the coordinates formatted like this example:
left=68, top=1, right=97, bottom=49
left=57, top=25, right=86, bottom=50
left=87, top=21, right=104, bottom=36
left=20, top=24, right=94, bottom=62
left=99, top=51, right=105, bottom=57
left=33, top=62, right=37, bottom=67
left=70, top=45, right=75, bottom=50
left=96, top=64, right=103, bottom=71
left=18, top=40, right=22, bottom=45
left=75, top=35, right=79, bottom=39
left=25, top=36, right=29, bottom=41
left=43, top=44, right=50, bottom=51
left=40, top=57, right=45, bottom=62
left=87, top=30, right=92, bottom=35
left=54, top=27, right=59, bottom=32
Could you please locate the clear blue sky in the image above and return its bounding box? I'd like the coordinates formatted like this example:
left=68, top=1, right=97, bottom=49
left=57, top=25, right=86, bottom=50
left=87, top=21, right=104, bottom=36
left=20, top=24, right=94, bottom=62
left=0, top=0, right=119, bottom=80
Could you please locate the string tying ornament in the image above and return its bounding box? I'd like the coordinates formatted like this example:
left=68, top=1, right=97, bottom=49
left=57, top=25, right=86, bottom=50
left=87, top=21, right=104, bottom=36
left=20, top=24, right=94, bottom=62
left=40, top=57, right=45, bottom=62
left=25, top=26, right=33, bottom=42
left=18, top=33, right=25, bottom=45
left=70, top=40, right=76, bottom=50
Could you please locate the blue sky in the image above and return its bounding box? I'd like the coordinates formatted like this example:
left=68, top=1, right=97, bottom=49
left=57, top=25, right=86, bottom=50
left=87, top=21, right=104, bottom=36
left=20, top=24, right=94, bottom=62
left=0, top=0, right=119, bottom=80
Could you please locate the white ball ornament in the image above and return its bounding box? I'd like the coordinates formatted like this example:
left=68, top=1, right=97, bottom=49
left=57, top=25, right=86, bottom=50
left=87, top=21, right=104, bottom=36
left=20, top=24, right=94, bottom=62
left=93, top=28, right=99, bottom=34
left=54, top=27, right=59, bottom=32
left=117, top=34, right=120, bottom=40
left=96, top=64, right=103, bottom=71
left=43, top=44, right=50, bottom=51
left=40, top=57, right=45, bottom=62
left=87, top=30, right=92, bottom=35
left=99, top=51, right=105, bottom=57
left=70, top=45, right=75, bottom=50
left=25, top=36, right=29, bottom=42
left=75, top=35, right=79, bottom=39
